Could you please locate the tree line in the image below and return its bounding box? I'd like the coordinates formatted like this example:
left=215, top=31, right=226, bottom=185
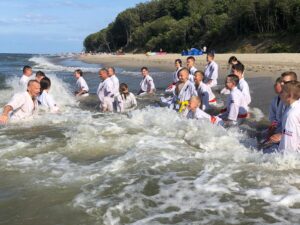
left=84, top=0, right=300, bottom=53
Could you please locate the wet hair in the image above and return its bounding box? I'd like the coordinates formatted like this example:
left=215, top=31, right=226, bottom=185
left=178, top=67, right=189, bottom=76
left=281, top=71, right=297, bottom=81
left=175, top=59, right=182, bottom=66
left=27, top=79, right=40, bottom=87
left=141, top=66, right=148, bottom=72
left=39, top=77, right=51, bottom=93
left=228, top=56, right=238, bottom=64
left=23, top=65, right=32, bottom=73
left=282, top=81, right=300, bottom=100
left=232, top=63, right=245, bottom=73
left=108, top=67, right=115, bottom=73
left=187, top=56, right=195, bottom=62
left=119, top=83, right=129, bottom=100
left=227, top=74, right=239, bottom=86
left=194, top=70, right=204, bottom=79
left=74, top=69, right=83, bottom=76
left=99, top=68, right=108, bottom=74
left=35, top=71, right=45, bottom=78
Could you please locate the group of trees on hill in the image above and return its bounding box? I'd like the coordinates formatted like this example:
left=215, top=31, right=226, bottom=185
left=84, top=0, right=300, bottom=53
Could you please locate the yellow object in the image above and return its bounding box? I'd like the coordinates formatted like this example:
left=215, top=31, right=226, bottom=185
left=177, top=100, right=189, bottom=113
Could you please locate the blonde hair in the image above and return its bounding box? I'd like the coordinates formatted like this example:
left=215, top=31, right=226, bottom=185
left=190, top=96, right=201, bottom=105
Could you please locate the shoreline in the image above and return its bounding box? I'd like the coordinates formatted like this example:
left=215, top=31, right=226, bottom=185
left=78, top=53, right=300, bottom=79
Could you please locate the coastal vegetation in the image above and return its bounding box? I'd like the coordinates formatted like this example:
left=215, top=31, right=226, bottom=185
left=84, top=0, right=300, bottom=53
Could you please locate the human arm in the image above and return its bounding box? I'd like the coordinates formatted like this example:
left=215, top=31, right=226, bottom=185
left=0, top=105, right=13, bottom=124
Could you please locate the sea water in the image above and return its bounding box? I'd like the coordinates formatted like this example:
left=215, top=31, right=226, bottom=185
left=0, top=54, right=299, bottom=225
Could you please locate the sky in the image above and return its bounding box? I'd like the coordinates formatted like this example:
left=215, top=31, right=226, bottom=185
left=0, top=0, right=149, bottom=54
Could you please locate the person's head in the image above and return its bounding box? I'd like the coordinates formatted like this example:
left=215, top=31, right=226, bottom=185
left=99, top=68, right=109, bottom=80
left=119, top=83, right=129, bottom=94
left=141, top=67, right=149, bottom=77
left=206, top=52, right=215, bottom=62
left=39, top=77, right=51, bottom=93
left=188, top=96, right=201, bottom=112
left=225, top=74, right=239, bottom=90
left=281, top=71, right=297, bottom=85
left=194, top=70, right=204, bottom=85
left=228, top=56, right=238, bottom=65
left=27, top=80, right=41, bottom=97
left=232, top=63, right=245, bottom=79
left=186, top=56, right=195, bottom=68
left=35, top=71, right=45, bottom=82
left=178, top=68, right=189, bottom=83
left=74, top=69, right=83, bottom=79
left=280, top=81, right=300, bottom=105
left=274, top=77, right=282, bottom=94
left=175, top=59, right=182, bottom=69
left=23, top=65, right=32, bottom=77
left=108, top=67, right=115, bottom=77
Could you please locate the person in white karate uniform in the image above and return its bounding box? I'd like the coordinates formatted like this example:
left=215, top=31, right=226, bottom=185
left=183, top=96, right=222, bottom=125
left=0, top=80, right=40, bottom=124
left=165, top=59, right=182, bottom=93
left=218, top=75, right=248, bottom=126
left=194, top=71, right=217, bottom=111
left=204, top=52, right=218, bottom=88
left=19, top=65, right=33, bottom=91
left=97, top=68, right=114, bottom=112
left=170, top=68, right=197, bottom=113
left=114, top=83, right=137, bottom=113
left=279, top=81, right=300, bottom=152
left=186, top=56, right=197, bottom=83
left=74, top=69, right=89, bottom=97
left=37, top=77, right=59, bottom=113
left=35, top=71, right=46, bottom=83
left=108, top=67, right=120, bottom=96
left=232, top=63, right=251, bottom=107
left=138, top=67, right=155, bottom=95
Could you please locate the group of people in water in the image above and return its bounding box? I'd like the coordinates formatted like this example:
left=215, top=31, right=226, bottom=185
left=0, top=53, right=299, bottom=153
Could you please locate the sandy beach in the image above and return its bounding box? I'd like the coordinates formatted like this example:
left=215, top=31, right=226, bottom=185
left=79, top=53, right=300, bottom=79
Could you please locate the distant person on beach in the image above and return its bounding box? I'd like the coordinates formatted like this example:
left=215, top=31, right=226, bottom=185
left=203, top=46, right=207, bottom=53
left=165, top=59, right=183, bottom=93
left=186, top=56, right=197, bottom=83
left=232, top=63, right=251, bottom=107
left=74, top=69, right=89, bottom=97
left=278, top=81, right=300, bottom=152
left=38, top=77, right=59, bottom=113
left=218, top=75, right=248, bottom=126
left=170, top=68, right=197, bottom=112
left=194, top=71, right=216, bottom=111
left=114, top=83, right=137, bottom=112
left=108, top=67, right=120, bottom=95
left=138, top=67, right=155, bottom=95
left=0, top=80, right=40, bottom=124
left=35, top=71, right=46, bottom=82
left=183, top=96, right=222, bottom=125
left=227, top=56, right=239, bottom=74
left=97, top=68, right=114, bottom=112
left=204, top=52, right=218, bottom=88
left=19, top=65, right=32, bottom=91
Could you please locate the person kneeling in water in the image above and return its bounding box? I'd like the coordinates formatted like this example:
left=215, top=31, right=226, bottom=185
left=183, top=96, right=222, bottom=125
left=138, top=67, right=155, bottom=96
left=38, top=77, right=59, bottom=113
left=114, top=83, right=137, bottom=112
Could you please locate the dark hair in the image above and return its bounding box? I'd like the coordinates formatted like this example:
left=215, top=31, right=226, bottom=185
left=141, top=66, right=148, bottom=72
left=194, top=70, right=204, bottom=78
left=75, top=69, right=83, bottom=76
left=227, top=74, right=239, bottom=86
left=23, top=65, right=32, bottom=73
left=99, top=68, right=108, bottom=74
left=108, top=67, right=115, bottom=73
left=281, top=71, right=297, bottom=81
left=178, top=67, right=189, bottom=75
left=119, top=83, right=129, bottom=100
left=40, top=77, right=51, bottom=93
left=275, top=77, right=282, bottom=84
left=36, top=71, right=45, bottom=78
left=187, top=56, right=195, bottom=62
left=232, top=63, right=245, bottom=73
left=207, top=52, right=215, bottom=58
left=175, top=59, right=182, bottom=66
left=228, top=56, right=238, bottom=64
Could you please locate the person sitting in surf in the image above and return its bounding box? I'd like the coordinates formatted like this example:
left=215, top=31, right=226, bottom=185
left=170, top=67, right=197, bottom=113
left=186, top=56, right=197, bottom=83
left=114, top=83, right=137, bottom=112
left=194, top=70, right=217, bottom=111
left=138, top=67, right=155, bottom=96
left=74, top=69, right=89, bottom=97
left=35, top=71, right=46, bottom=83
left=38, top=76, right=59, bottom=113
left=165, top=59, right=183, bottom=93
left=218, top=74, right=248, bottom=126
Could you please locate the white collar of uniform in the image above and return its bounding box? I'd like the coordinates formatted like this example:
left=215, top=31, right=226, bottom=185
left=231, top=86, right=238, bottom=92
left=290, top=100, right=300, bottom=109
left=239, top=77, right=245, bottom=82
left=25, top=91, right=35, bottom=101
